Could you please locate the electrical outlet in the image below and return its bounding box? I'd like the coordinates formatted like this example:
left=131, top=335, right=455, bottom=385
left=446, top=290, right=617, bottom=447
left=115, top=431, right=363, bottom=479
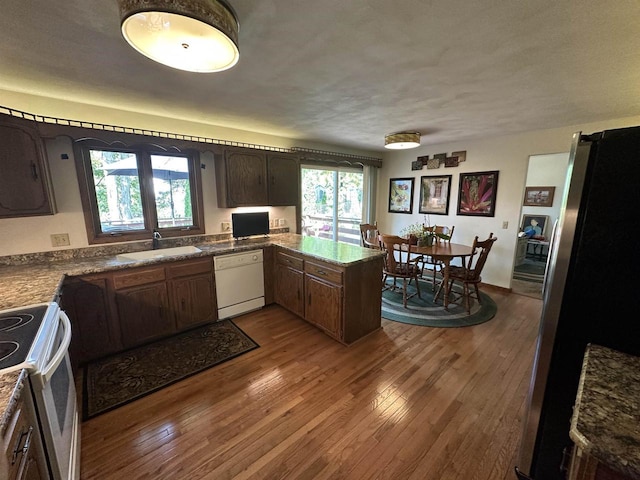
left=278, top=218, right=286, bottom=226
left=51, top=233, right=70, bottom=247
left=221, top=222, right=231, bottom=232
left=502, top=221, right=509, bottom=229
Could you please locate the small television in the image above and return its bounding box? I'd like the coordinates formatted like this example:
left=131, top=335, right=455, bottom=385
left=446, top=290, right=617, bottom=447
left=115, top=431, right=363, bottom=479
left=232, top=212, right=270, bottom=239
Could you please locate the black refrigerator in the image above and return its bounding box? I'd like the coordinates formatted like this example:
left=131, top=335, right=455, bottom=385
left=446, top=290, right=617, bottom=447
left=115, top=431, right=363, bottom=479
left=517, top=126, right=640, bottom=479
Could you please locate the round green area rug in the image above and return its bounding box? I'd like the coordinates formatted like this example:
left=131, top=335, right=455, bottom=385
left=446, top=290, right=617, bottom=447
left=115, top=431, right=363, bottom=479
left=381, top=278, right=497, bottom=327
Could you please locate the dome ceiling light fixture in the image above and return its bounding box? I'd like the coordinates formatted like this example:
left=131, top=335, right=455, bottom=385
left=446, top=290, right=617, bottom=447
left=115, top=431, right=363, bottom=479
left=118, top=0, right=240, bottom=73
left=384, top=131, right=421, bottom=150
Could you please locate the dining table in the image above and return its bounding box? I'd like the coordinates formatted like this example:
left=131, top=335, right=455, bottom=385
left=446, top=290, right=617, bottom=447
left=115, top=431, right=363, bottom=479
left=406, top=242, right=475, bottom=309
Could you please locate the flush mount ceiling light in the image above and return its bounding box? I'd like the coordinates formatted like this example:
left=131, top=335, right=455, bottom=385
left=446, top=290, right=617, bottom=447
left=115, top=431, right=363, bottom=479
left=384, top=132, right=421, bottom=150
left=118, top=0, right=240, bottom=73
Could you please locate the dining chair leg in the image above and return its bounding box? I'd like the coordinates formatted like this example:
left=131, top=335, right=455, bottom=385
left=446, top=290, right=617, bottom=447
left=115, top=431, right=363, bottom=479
left=473, top=283, right=482, bottom=304
left=402, top=278, right=408, bottom=307
left=414, top=274, right=421, bottom=299
left=464, top=283, right=471, bottom=314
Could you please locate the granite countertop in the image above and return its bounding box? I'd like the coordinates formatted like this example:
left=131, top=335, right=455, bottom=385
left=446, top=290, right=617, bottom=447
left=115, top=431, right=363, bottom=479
left=570, top=344, right=640, bottom=479
left=0, top=370, right=27, bottom=435
left=0, top=233, right=383, bottom=311
left=0, top=233, right=383, bottom=422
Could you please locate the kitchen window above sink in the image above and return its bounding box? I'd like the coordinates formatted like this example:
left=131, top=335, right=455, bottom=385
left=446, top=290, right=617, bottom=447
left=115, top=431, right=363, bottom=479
left=74, top=139, right=205, bottom=244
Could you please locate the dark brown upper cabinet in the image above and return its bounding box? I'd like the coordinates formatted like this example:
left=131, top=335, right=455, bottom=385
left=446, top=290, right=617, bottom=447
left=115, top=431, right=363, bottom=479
left=215, top=147, right=299, bottom=207
left=0, top=115, right=56, bottom=218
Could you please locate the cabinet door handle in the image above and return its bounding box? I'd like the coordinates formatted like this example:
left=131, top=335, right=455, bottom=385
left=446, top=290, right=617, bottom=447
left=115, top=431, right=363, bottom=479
left=258, top=175, right=262, bottom=185
left=12, top=426, right=33, bottom=465
left=271, top=175, right=275, bottom=185
left=308, top=293, right=311, bottom=306
left=31, top=163, right=38, bottom=180
left=297, top=289, right=300, bottom=300
left=316, top=270, right=327, bottom=276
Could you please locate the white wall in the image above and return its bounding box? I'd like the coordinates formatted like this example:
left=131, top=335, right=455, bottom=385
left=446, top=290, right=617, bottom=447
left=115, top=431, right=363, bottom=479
left=377, top=115, right=640, bottom=290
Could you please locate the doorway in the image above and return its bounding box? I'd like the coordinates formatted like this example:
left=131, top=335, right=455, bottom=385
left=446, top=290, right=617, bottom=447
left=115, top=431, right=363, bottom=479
left=512, top=152, right=569, bottom=298
left=300, top=166, right=364, bottom=245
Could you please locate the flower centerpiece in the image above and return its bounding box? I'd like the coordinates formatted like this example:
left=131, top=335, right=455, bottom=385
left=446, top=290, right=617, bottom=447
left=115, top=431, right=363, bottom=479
left=400, top=217, right=452, bottom=247
left=399, top=222, right=434, bottom=247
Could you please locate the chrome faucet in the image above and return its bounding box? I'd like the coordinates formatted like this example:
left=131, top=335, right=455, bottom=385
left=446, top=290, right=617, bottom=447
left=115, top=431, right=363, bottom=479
left=152, top=229, right=162, bottom=249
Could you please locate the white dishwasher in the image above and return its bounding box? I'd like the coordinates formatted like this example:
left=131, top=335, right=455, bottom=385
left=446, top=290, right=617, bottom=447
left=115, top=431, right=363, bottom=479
left=214, top=249, right=265, bottom=319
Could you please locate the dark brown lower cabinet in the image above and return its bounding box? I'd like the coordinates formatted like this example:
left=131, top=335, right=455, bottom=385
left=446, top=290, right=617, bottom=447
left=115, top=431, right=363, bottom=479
left=61, top=275, right=121, bottom=367
left=168, top=258, right=217, bottom=331
left=274, top=251, right=305, bottom=318
left=305, top=274, right=342, bottom=338
left=568, top=446, right=631, bottom=480
left=63, top=257, right=216, bottom=366
left=115, top=282, right=173, bottom=349
left=273, top=247, right=383, bottom=344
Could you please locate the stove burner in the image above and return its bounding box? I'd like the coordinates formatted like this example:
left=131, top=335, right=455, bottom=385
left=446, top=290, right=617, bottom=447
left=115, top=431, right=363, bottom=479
left=0, top=305, right=47, bottom=372
left=0, top=341, right=19, bottom=363
left=0, top=314, right=34, bottom=332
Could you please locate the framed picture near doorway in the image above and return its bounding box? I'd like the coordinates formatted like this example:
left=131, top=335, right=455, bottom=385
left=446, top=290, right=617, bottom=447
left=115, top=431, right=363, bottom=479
left=388, top=177, right=414, bottom=214
left=419, top=175, right=451, bottom=215
left=457, top=170, right=499, bottom=217
left=523, top=186, right=555, bottom=207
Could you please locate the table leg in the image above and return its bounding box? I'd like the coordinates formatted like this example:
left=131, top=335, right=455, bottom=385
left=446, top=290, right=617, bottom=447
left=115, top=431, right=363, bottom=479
left=433, top=258, right=452, bottom=309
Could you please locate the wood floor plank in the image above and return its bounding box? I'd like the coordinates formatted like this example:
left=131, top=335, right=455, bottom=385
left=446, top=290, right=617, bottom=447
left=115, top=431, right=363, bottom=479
left=79, top=286, right=542, bottom=480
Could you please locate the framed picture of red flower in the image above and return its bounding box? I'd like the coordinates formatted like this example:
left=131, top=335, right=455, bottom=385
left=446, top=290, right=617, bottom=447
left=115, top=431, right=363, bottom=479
left=457, top=170, right=499, bottom=217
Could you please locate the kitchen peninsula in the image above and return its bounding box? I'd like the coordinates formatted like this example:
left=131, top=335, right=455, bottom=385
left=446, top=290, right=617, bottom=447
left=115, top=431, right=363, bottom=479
left=0, top=234, right=384, bottom=442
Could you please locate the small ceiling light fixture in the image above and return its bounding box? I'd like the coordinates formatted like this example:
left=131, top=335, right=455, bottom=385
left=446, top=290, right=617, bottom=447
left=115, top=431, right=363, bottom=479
left=384, top=131, right=421, bottom=150
left=118, top=0, right=240, bottom=73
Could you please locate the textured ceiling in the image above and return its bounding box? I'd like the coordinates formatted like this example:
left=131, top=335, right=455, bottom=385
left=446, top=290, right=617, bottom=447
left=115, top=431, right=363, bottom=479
left=1, top=0, right=639, bottom=152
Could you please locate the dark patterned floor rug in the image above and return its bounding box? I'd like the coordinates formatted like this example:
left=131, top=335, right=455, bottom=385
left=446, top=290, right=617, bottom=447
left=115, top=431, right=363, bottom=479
left=381, top=278, right=497, bottom=327
left=83, top=320, right=258, bottom=420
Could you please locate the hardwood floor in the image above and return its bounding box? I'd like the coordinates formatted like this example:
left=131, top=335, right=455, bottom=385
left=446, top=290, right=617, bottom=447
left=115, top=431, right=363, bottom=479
left=79, top=287, right=542, bottom=480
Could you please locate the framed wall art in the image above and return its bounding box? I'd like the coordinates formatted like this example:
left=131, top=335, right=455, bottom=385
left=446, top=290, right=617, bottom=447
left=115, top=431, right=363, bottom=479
left=523, top=186, right=555, bottom=207
left=388, top=177, right=415, bottom=214
left=457, top=170, right=499, bottom=217
left=521, top=214, right=549, bottom=237
left=419, top=175, right=452, bottom=215
left=452, top=150, right=467, bottom=162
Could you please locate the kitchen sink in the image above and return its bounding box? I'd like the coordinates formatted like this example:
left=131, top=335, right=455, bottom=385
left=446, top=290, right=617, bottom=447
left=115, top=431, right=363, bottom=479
left=116, top=246, right=202, bottom=261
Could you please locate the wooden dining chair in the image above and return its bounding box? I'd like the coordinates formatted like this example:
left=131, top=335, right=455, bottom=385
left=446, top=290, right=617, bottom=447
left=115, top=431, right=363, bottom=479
left=446, top=233, right=497, bottom=314
left=359, top=223, right=380, bottom=249
left=420, top=225, right=455, bottom=290
left=378, top=234, right=422, bottom=307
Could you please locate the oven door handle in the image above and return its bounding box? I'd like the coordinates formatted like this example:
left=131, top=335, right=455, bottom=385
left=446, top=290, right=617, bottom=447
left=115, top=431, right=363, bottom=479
left=41, top=310, right=72, bottom=383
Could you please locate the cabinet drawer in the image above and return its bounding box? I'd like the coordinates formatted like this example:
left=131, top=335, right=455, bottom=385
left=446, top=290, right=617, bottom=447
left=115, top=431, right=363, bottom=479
left=113, top=266, right=166, bottom=289
left=305, top=260, right=343, bottom=285
left=277, top=251, right=304, bottom=271
left=166, top=258, right=212, bottom=278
